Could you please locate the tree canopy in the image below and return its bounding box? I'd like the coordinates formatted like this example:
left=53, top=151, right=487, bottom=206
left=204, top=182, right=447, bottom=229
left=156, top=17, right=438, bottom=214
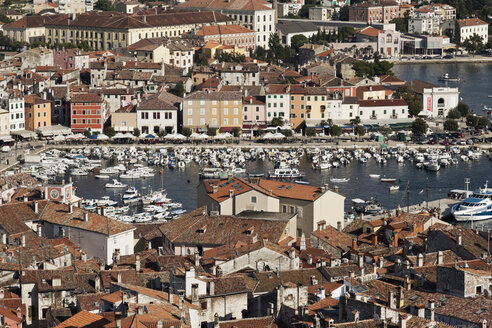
left=444, top=119, right=459, bottom=131
left=352, top=54, right=394, bottom=78
left=411, top=118, right=428, bottom=136
left=463, top=33, right=485, bottom=54
left=270, top=117, right=284, bottom=127
left=95, top=0, right=115, bottom=11
left=456, top=102, right=469, bottom=117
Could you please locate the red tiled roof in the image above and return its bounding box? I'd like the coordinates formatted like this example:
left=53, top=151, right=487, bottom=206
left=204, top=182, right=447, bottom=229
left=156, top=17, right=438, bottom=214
left=196, top=24, right=255, bottom=36
left=358, top=99, right=407, bottom=107
left=71, top=93, right=103, bottom=103
left=55, top=310, right=109, bottom=328
left=458, top=18, right=488, bottom=27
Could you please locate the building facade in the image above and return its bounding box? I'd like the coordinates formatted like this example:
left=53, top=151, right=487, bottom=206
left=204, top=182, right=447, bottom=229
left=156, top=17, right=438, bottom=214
left=357, top=99, right=408, bottom=120
left=349, top=0, right=399, bottom=23
left=70, top=93, right=105, bottom=133
left=183, top=91, right=243, bottom=132
left=6, top=96, right=25, bottom=132
left=24, top=95, right=51, bottom=131
left=458, top=18, right=488, bottom=44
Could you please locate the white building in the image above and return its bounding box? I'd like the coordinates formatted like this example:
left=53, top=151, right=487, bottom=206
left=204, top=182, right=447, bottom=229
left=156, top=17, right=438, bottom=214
left=217, top=63, right=260, bottom=86
left=265, top=85, right=291, bottom=123
left=278, top=3, right=302, bottom=17
left=328, top=97, right=359, bottom=123
left=178, top=0, right=275, bottom=49
left=377, top=29, right=401, bottom=57
left=458, top=18, right=489, bottom=44
left=407, top=80, right=459, bottom=118
left=408, top=10, right=441, bottom=35
left=40, top=202, right=135, bottom=265
left=55, top=0, right=87, bottom=13
left=309, top=7, right=333, bottom=21
left=357, top=99, right=408, bottom=121
left=136, top=91, right=181, bottom=135
left=6, top=96, right=25, bottom=132
left=167, top=43, right=194, bottom=75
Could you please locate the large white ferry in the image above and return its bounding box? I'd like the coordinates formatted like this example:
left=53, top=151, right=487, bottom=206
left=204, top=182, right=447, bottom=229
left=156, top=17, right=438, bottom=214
left=451, top=181, right=492, bottom=221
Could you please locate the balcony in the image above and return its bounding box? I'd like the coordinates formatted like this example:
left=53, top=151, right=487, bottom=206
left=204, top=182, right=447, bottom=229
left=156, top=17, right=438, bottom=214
left=391, top=114, right=398, bottom=119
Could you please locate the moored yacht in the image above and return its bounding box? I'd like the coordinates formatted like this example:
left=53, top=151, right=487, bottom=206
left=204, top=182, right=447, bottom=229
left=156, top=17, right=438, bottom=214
left=451, top=181, right=492, bottom=221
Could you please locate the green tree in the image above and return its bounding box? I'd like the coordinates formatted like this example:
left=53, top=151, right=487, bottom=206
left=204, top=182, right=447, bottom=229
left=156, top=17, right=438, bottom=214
left=306, top=127, right=316, bottom=137
left=379, top=125, right=393, bottom=136
left=157, top=129, right=166, bottom=138
left=232, top=127, right=240, bottom=138
left=3, top=0, right=12, bottom=7
left=456, top=102, right=469, bottom=117
left=447, top=108, right=461, bottom=119
left=291, top=34, right=309, bottom=51
left=390, top=12, right=409, bottom=33
left=355, top=125, right=365, bottom=139
left=444, top=119, right=459, bottom=131
left=207, top=127, right=217, bottom=137
left=172, top=82, right=185, bottom=98
left=83, top=129, right=92, bottom=138
left=454, top=20, right=461, bottom=45
left=463, top=33, right=485, bottom=54
left=339, top=26, right=356, bottom=42
left=95, top=0, right=115, bottom=11
left=281, top=129, right=293, bottom=137
left=270, top=117, right=284, bottom=127
left=339, top=5, right=349, bottom=21
left=181, top=127, right=192, bottom=137
left=197, top=56, right=209, bottom=66
left=133, top=127, right=141, bottom=137
left=352, top=55, right=393, bottom=78
left=0, top=13, right=11, bottom=24
left=217, top=51, right=246, bottom=63
left=104, top=127, right=115, bottom=138
left=411, top=118, right=428, bottom=136
left=350, top=116, right=361, bottom=126
left=477, top=116, right=490, bottom=129
left=403, top=93, right=423, bottom=117
left=466, top=115, right=478, bottom=127
left=330, top=124, right=342, bottom=136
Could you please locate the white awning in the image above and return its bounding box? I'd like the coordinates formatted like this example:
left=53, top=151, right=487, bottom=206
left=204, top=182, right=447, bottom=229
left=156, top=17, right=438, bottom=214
left=11, top=130, right=37, bottom=139
left=35, top=124, right=72, bottom=137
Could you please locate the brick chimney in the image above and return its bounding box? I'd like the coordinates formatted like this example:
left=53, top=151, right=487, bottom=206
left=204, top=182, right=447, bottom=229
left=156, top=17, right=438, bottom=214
left=417, top=253, right=424, bottom=267
left=437, top=251, right=443, bottom=265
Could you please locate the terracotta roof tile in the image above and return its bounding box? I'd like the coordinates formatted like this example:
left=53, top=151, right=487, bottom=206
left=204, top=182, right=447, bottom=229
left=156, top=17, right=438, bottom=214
left=55, top=310, right=109, bottom=328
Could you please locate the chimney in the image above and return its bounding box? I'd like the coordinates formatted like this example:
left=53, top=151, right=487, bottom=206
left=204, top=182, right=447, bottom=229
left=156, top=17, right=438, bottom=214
left=428, top=301, right=435, bottom=322
left=168, top=287, right=174, bottom=304
left=37, top=225, right=42, bottom=237
left=353, top=310, right=359, bottom=323
left=157, top=320, right=163, bottom=328
left=209, top=281, right=215, bottom=295
left=457, top=234, right=462, bottom=246
left=142, top=15, right=147, bottom=23
left=481, top=319, right=488, bottom=328
left=21, top=235, right=25, bottom=247
left=393, top=233, right=399, bottom=248
left=371, top=235, right=378, bottom=245
left=83, top=212, right=89, bottom=221
left=378, top=257, right=384, bottom=269
left=352, top=238, right=357, bottom=250
left=405, top=275, right=411, bottom=291
left=337, top=221, right=342, bottom=232
left=388, top=291, right=395, bottom=309
left=117, top=272, right=122, bottom=283
left=437, top=251, right=443, bottom=265
left=397, top=286, right=404, bottom=308
left=81, top=253, right=87, bottom=262
left=178, top=291, right=184, bottom=310
left=194, top=253, right=200, bottom=266
left=289, top=248, right=296, bottom=259
left=23, top=196, right=28, bottom=202
left=116, top=319, right=121, bottom=328
left=191, top=283, right=199, bottom=303
left=417, top=253, right=424, bottom=267
left=212, top=185, right=218, bottom=193
left=137, top=306, right=143, bottom=315
left=1, top=233, right=6, bottom=245
left=135, top=255, right=141, bottom=272
left=69, top=204, right=73, bottom=213
left=229, top=190, right=234, bottom=198
left=399, top=313, right=407, bottom=328
left=214, top=313, right=219, bottom=328
left=34, top=201, right=39, bottom=214
left=358, top=255, right=364, bottom=268
left=307, top=254, right=312, bottom=264
left=300, top=233, right=306, bottom=251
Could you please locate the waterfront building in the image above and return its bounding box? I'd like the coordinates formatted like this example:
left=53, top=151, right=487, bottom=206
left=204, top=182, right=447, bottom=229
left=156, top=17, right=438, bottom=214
left=304, top=88, right=343, bottom=125
left=357, top=98, right=408, bottom=121
left=112, top=104, right=137, bottom=133
left=356, top=85, right=388, bottom=100
left=289, top=85, right=307, bottom=129
left=242, top=96, right=267, bottom=136
left=136, top=91, right=181, bottom=135
left=24, top=95, right=51, bottom=131
left=406, top=80, right=459, bottom=118
left=197, top=177, right=345, bottom=235
left=70, top=93, right=105, bottom=133
left=408, top=9, right=441, bottom=35
left=265, top=84, right=291, bottom=125
left=457, top=18, right=488, bottom=44
left=177, top=0, right=276, bottom=49
left=183, top=91, right=243, bottom=133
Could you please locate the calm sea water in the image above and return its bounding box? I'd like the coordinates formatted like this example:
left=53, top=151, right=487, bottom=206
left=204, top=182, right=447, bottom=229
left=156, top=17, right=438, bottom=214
left=393, top=62, right=492, bottom=113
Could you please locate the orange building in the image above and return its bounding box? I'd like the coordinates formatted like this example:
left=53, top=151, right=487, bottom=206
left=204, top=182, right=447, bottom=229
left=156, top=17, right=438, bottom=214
left=24, top=95, right=51, bottom=131
left=289, top=85, right=307, bottom=129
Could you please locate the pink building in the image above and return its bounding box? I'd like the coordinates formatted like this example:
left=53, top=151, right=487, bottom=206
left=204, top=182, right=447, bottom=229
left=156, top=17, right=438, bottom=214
left=349, top=0, right=399, bottom=23
left=242, top=96, right=266, bottom=136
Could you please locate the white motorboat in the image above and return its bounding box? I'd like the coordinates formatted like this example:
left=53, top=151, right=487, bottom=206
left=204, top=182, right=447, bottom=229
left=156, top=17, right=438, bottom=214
left=71, top=169, right=88, bottom=176
left=389, top=185, right=400, bottom=191
left=380, top=178, right=397, bottom=183
left=105, top=179, right=127, bottom=188
left=123, top=187, right=141, bottom=204
left=426, top=160, right=440, bottom=172
left=96, top=196, right=118, bottom=207
left=369, top=174, right=380, bottom=178
left=452, top=181, right=492, bottom=221
left=268, top=168, right=305, bottom=179
left=100, top=167, right=119, bottom=175
left=95, top=174, right=110, bottom=179
left=330, top=177, right=349, bottom=183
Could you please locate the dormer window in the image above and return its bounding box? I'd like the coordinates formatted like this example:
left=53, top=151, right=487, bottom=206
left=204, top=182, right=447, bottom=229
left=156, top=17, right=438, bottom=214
left=197, top=225, right=207, bottom=234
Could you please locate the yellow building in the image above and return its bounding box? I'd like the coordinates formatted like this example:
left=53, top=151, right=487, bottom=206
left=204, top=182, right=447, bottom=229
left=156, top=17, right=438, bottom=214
left=43, top=11, right=232, bottom=51
left=24, top=95, right=51, bottom=131
left=183, top=91, right=243, bottom=133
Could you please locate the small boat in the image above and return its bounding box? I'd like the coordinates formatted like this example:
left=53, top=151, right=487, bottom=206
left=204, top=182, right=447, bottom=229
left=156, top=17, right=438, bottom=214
left=389, top=185, right=400, bottom=191
left=439, top=73, right=460, bottom=82
left=295, top=180, right=310, bottom=185
left=268, top=168, right=305, bottom=179
left=380, top=178, right=397, bottom=183
left=330, top=177, right=349, bottom=183
left=248, top=173, right=265, bottom=178
left=488, top=95, right=492, bottom=98
left=123, top=187, right=141, bottom=204
left=95, top=174, right=110, bottom=179
left=71, top=169, right=88, bottom=176
left=369, top=174, right=380, bottom=178
left=105, top=179, right=127, bottom=188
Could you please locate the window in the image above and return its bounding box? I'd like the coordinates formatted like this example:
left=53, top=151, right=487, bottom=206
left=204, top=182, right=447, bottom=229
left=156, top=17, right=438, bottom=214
left=224, top=108, right=228, bottom=115
left=234, top=108, right=238, bottom=114
left=212, top=108, right=217, bottom=115
left=251, top=196, right=257, bottom=203
left=224, top=118, right=228, bottom=125
left=476, top=286, right=482, bottom=294
left=282, top=205, right=287, bottom=213
left=200, top=108, right=205, bottom=115
left=188, top=118, right=193, bottom=125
